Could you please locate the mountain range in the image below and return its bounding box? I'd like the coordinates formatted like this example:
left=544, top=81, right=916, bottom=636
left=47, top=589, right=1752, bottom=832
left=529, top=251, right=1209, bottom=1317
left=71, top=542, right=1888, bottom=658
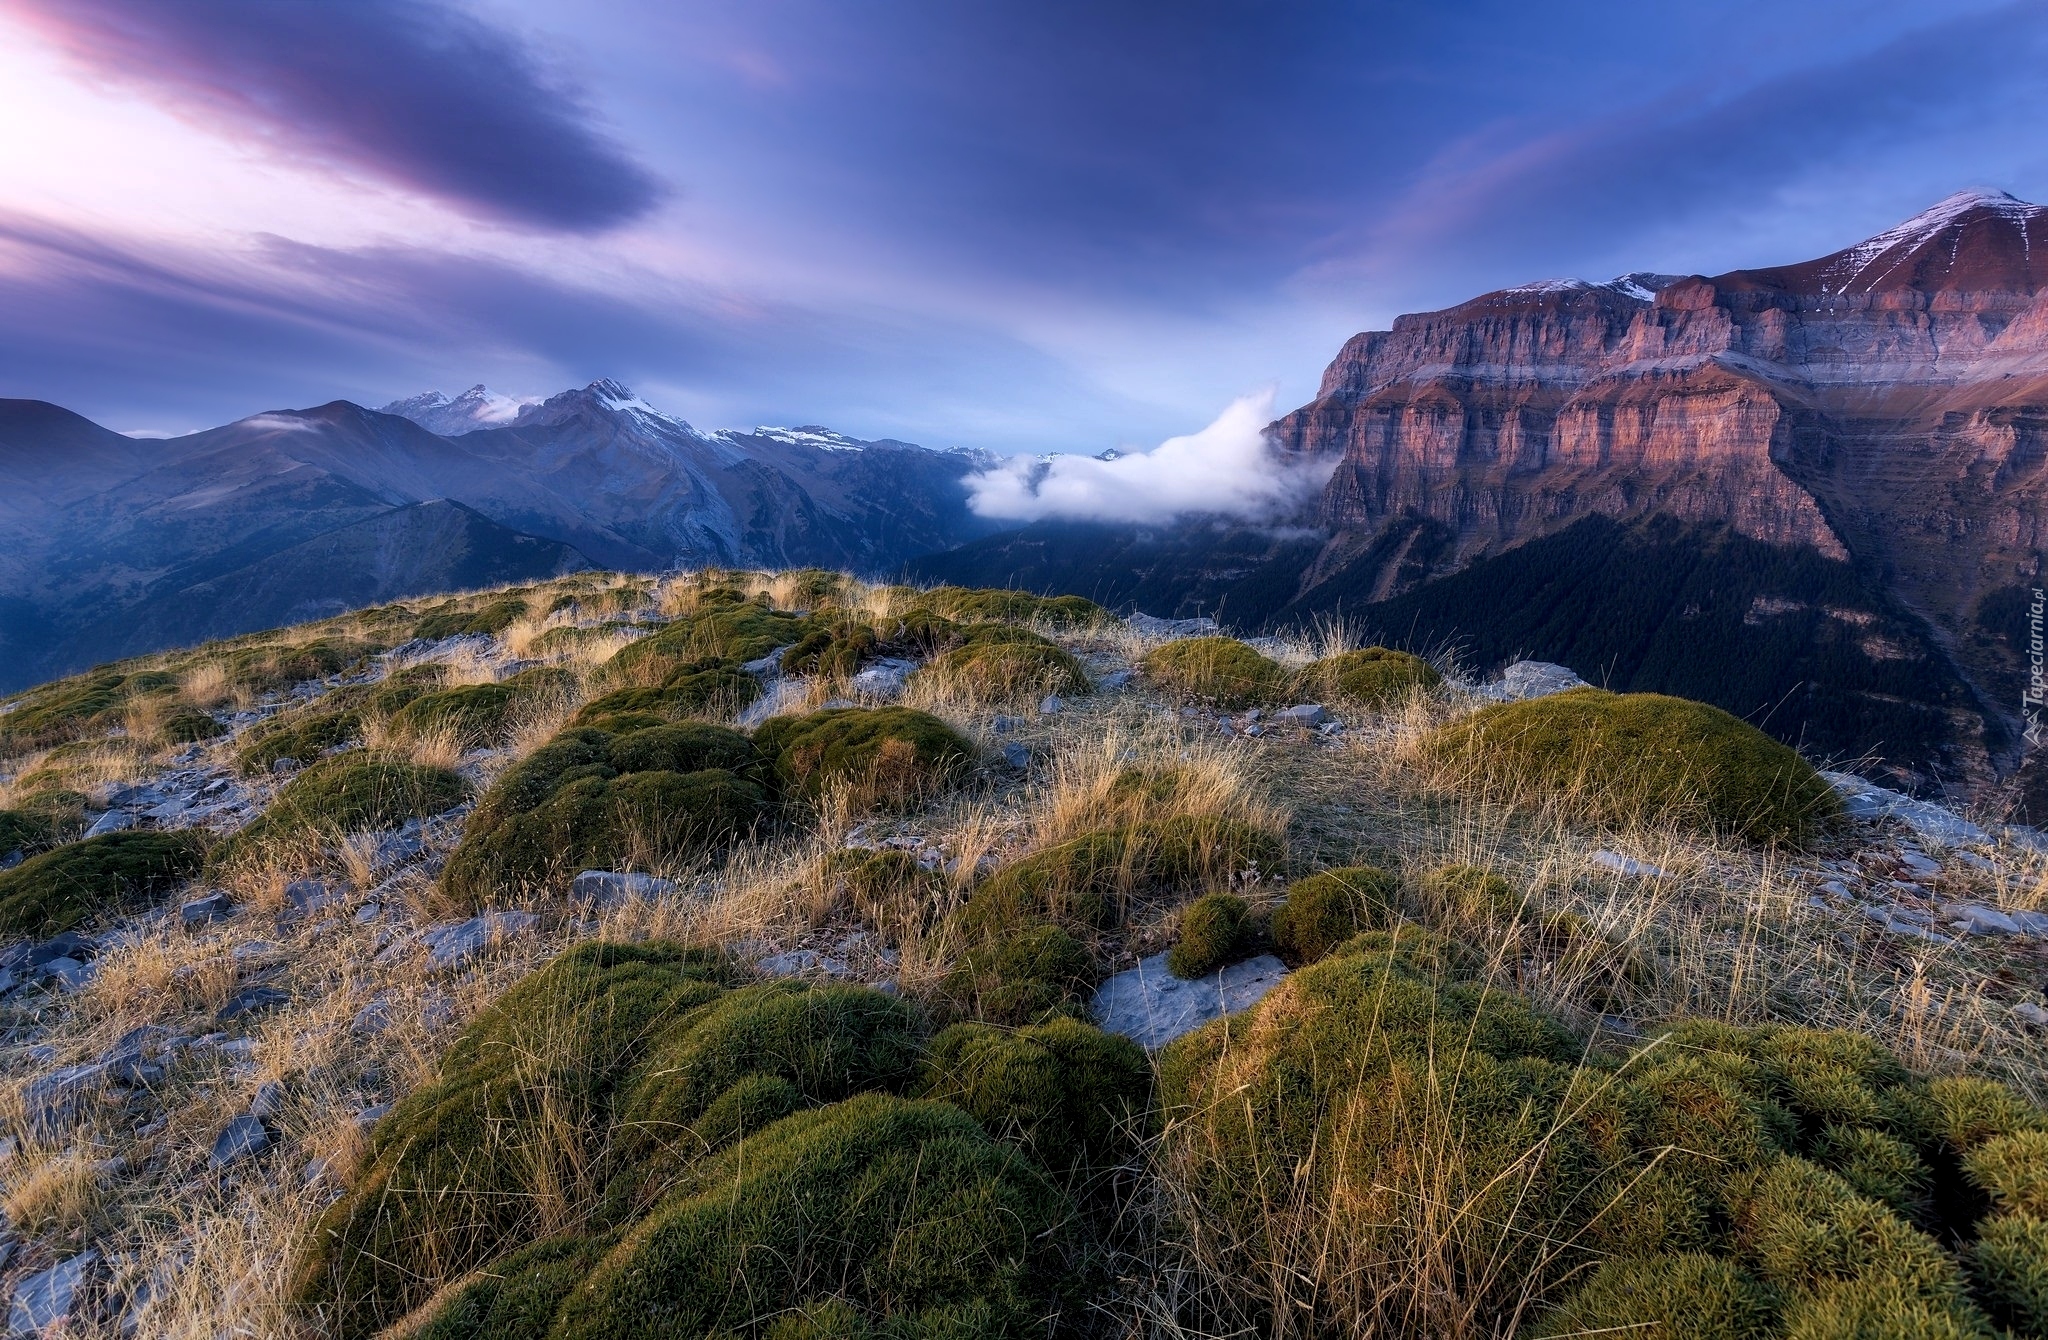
left=0, top=380, right=1002, bottom=692
left=920, top=190, right=2048, bottom=811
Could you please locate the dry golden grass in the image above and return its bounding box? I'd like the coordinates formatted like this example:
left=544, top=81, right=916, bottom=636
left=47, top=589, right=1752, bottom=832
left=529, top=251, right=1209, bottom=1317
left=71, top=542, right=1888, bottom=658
left=4, top=739, right=157, bottom=806
left=179, top=660, right=234, bottom=709
left=76, top=926, right=242, bottom=1029
left=3, top=1147, right=110, bottom=1239
left=1033, top=722, right=1287, bottom=846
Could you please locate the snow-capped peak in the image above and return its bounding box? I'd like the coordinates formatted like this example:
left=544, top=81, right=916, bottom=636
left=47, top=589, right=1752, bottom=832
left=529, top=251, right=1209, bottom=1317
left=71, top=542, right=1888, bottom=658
left=509, top=380, right=702, bottom=439
left=1821, top=189, right=2042, bottom=291
left=585, top=378, right=657, bottom=414
left=1500, top=273, right=1677, bottom=303
left=380, top=384, right=534, bottom=436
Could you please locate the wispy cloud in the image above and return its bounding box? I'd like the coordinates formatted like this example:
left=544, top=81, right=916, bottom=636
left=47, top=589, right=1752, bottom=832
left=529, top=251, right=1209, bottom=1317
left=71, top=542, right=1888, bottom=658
left=965, top=392, right=1335, bottom=526
left=1, top=0, right=663, bottom=232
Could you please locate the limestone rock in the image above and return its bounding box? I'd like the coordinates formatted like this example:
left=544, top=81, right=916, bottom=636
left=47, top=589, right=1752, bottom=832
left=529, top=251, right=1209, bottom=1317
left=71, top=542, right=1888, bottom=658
left=8, top=1251, right=98, bottom=1336
left=1092, top=951, right=1289, bottom=1050
left=569, top=870, right=677, bottom=903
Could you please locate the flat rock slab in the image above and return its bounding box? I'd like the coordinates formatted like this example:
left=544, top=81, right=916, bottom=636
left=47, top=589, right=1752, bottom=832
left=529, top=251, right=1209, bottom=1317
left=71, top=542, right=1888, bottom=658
left=1820, top=771, right=1989, bottom=847
left=755, top=949, right=849, bottom=978
left=9, top=1250, right=97, bottom=1336
left=570, top=870, right=677, bottom=903
left=1590, top=849, right=1673, bottom=879
left=1092, top=951, right=1290, bottom=1050
left=736, top=678, right=815, bottom=728
left=216, top=984, right=290, bottom=1024
left=402, top=910, right=539, bottom=969
left=1127, top=613, right=1218, bottom=639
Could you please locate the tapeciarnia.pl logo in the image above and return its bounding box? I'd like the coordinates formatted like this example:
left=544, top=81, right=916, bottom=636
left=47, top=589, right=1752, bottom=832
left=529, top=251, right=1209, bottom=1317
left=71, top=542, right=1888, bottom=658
left=2027, top=587, right=2046, bottom=749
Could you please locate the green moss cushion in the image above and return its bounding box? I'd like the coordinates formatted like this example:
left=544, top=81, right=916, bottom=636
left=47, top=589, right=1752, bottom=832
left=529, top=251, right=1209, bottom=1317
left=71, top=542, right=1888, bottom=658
left=295, top=940, right=1067, bottom=1340
left=606, top=601, right=814, bottom=683
left=412, top=596, right=528, bottom=641
left=0, top=667, right=177, bottom=751
left=440, top=722, right=768, bottom=904
left=1167, top=892, right=1255, bottom=979
left=936, top=922, right=1098, bottom=1027
left=0, top=830, right=206, bottom=938
left=1160, top=947, right=2040, bottom=1337
left=1528, top=1253, right=1777, bottom=1340
left=1301, top=646, right=1442, bottom=707
left=779, top=620, right=879, bottom=676
left=291, top=943, right=732, bottom=1337
left=421, top=1095, right=1078, bottom=1340
left=921, top=638, right=1091, bottom=703
left=752, top=707, right=974, bottom=808
left=572, top=659, right=760, bottom=726
left=1270, top=866, right=1402, bottom=965
left=919, top=1016, right=1151, bottom=1173
left=214, top=754, right=467, bottom=867
left=1972, top=1213, right=2048, bottom=1334
left=1428, top=689, right=1841, bottom=844
left=1141, top=637, right=1287, bottom=707
left=954, top=815, right=1283, bottom=942
left=0, top=805, right=63, bottom=859
left=915, top=587, right=1104, bottom=628
left=161, top=709, right=227, bottom=743
left=235, top=706, right=364, bottom=774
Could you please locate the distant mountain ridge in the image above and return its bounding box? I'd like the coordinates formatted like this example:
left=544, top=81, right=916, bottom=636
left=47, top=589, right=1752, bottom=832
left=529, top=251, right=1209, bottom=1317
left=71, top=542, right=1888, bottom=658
left=920, top=190, right=2048, bottom=808
left=0, top=382, right=1001, bottom=690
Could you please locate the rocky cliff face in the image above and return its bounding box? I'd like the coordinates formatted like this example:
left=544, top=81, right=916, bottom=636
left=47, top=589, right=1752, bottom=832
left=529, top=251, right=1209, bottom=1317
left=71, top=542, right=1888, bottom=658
left=1268, top=191, right=2048, bottom=790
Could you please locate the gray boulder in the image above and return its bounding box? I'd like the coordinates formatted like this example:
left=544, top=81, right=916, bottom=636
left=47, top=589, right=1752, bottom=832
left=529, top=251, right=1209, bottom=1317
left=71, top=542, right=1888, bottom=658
left=391, top=911, right=539, bottom=970
left=180, top=892, right=233, bottom=928
left=850, top=658, right=919, bottom=701
left=216, top=984, right=290, bottom=1024
left=22, top=1063, right=110, bottom=1135
left=82, top=809, right=135, bottom=839
left=1943, top=903, right=2022, bottom=936
left=1476, top=661, right=1590, bottom=702
left=209, top=1114, right=270, bottom=1169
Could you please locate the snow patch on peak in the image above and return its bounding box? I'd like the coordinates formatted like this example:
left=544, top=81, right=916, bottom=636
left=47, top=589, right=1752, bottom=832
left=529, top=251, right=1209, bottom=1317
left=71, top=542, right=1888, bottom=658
left=585, top=378, right=649, bottom=412
left=743, top=425, right=872, bottom=452
left=381, top=384, right=534, bottom=435
left=1499, top=273, right=1676, bottom=303
left=1505, top=277, right=1599, bottom=295
left=1821, top=189, right=2043, bottom=292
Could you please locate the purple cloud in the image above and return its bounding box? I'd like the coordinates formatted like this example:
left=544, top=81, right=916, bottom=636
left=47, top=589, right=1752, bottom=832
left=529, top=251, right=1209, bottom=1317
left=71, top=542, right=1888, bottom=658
left=4, top=0, right=662, bottom=232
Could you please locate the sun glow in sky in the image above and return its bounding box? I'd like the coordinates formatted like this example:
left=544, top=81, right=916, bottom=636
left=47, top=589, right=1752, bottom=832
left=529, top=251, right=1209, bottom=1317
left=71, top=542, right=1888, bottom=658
left=1, top=0, right=2044, bottom=451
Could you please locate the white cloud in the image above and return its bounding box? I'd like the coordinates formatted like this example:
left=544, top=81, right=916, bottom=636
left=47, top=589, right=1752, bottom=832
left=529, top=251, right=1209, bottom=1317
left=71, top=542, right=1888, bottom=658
left=964, top=391, right=1334, bottom=526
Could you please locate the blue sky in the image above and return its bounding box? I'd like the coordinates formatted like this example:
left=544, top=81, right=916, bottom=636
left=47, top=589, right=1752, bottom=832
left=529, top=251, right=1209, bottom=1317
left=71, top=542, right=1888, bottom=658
left=0, top=0, right=2042, bottom=451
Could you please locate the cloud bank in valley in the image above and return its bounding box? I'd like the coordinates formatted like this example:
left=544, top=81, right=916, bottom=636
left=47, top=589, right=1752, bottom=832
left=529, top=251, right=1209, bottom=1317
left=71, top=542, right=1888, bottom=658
left=965, top=392, right=1334, bottom=526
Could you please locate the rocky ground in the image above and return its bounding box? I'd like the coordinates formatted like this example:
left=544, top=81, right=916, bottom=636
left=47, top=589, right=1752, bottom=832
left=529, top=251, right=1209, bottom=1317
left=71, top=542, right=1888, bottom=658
left=3, top=579, right=2047, bottom=1336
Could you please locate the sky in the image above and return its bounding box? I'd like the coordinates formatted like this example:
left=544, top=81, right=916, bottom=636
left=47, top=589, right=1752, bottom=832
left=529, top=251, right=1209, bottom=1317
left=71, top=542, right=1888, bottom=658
left=0, top=0, right=2044, bottom=454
